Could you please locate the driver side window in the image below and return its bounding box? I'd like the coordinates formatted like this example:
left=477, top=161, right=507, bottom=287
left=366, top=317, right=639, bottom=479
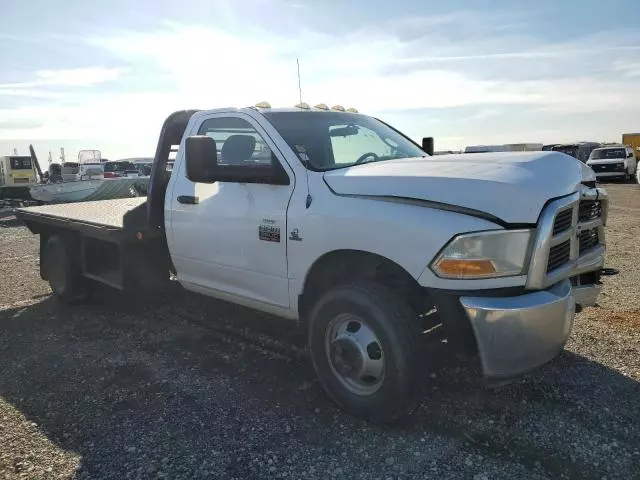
left=329, top=124, right=393, bottom=165
left=198, top=116, right=273, bottom=166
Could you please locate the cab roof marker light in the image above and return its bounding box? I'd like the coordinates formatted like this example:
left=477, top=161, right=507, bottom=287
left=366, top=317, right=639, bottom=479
left=255, top=101, right=271, bottom=108
left=295, top=102, right=310, bottom=110
left=332, top=105, right=345, bottom=111
left=346, top=107, right=359, bottom=113
left=314, top=103, right=329, bottom=110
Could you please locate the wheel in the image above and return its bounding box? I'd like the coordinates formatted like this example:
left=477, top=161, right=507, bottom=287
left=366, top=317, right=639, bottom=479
left=308, top=282, right=421, bottom=423
left=43, top=235, right=90, bottom=304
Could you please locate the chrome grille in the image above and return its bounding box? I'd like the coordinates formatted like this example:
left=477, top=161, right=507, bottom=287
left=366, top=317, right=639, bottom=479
left=590, top=163, right=624, bottom=174
left=526, top=187, right=608, bottom=290
left=547, top=240, right=571, bottom=273
left=552, top=209, right=572, bottom=236
left=578, top=200, right=602, bottom=222
left=578, top=227, right=599, bottom=253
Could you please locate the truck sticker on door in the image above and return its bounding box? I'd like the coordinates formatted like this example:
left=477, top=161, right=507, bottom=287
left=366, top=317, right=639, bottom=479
left=259, top=223, right=280, bottom=242
left=289, top=228, right=302, bottom=242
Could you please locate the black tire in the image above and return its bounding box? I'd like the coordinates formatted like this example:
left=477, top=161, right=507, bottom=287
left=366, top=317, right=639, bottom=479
left=308, top=281, right=421, bottom=423
left=43, top=235, right=90, bottom=304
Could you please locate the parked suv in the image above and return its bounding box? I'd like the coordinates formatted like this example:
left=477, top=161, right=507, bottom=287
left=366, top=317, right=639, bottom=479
left=587, top=145, right=637, bottom=181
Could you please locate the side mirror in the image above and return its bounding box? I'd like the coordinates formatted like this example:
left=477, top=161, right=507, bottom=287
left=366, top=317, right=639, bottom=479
left=422, top=137, right=434, bottom=156
left=185, top=135, right=218, bottom=183
left=184, top=135, right=289, bottom=185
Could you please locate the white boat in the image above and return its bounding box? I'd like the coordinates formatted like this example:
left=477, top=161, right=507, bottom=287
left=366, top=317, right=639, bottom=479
left=29, top=177, right=148, bottom=203
left=61, top=149, right=105, bottom=182
left=30, top=179, right=104, bottom=203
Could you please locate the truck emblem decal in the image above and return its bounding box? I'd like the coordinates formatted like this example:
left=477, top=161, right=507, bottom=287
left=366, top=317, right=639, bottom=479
left=289, top=228, right=302, bottom=242
left=259, top=224, right=280, bottom=242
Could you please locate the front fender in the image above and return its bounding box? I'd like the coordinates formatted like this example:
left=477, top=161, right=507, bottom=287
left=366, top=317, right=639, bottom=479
left=287, top=193, right=505, bottom=296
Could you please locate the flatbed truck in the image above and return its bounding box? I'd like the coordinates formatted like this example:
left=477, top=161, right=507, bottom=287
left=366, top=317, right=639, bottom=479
left=16, top=104, right=608, bottom=422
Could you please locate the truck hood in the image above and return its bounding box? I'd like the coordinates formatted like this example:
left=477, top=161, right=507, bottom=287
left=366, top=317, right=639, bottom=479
left=323, top=152, right=584, bottom=224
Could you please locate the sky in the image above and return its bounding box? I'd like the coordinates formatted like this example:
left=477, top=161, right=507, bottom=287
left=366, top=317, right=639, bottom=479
left=1, top=0, right=639, bottom=161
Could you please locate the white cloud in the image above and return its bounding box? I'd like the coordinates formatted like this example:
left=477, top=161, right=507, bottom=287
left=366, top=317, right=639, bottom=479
left=0, top=5, right=639, bottom=155
left=0, top=88, right=61, bottom=98
left=0, top=67, right=124, bottom=89
left=86, top=21, right=544, bottom=112
left=612, top=60, right=640, bottom=77
left=35, top=67, right=123, bottom=87
left=85, top=20, right=640, bottom=115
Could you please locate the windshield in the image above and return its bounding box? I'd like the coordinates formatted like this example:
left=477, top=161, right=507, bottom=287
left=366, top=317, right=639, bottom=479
left=590, top=148, right=626, bottom=160
left=552, top=145, right=579, bottom=158
left=9, top=157, right=32, bottom=170
left=263, top=111, right=427, bottom=171
left=104, top=161, right=136, bottom=172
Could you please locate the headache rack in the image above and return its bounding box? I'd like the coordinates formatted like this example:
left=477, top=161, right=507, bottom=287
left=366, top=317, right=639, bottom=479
left=526, top=187, right=608, bottom=290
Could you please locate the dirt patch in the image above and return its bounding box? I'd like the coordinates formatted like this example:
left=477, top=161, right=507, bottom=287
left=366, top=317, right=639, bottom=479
left=596, top=310, right=640, bottom=329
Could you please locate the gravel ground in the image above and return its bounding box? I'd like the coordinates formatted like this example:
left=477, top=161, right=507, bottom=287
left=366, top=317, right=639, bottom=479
left=0, top=183, right=639, bottom=480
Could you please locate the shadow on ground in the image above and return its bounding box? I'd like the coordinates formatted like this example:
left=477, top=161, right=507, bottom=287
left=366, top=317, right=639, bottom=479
left=0, top=290, right=639, bottom=479
left=0, top=215, right=23, bottom=229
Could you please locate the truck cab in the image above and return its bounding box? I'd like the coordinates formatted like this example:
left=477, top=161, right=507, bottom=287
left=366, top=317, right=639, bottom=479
left=0, top=155, right=37, bottom=187
left=0, top=155, right=38, bottom=201
left=16, top=103, right=609, bottom=423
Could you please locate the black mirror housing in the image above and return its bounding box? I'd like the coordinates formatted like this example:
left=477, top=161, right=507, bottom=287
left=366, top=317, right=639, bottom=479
left=185, top=135, right=218, bottom=183
left=422, top=137, right=434, bottom=156
left=185, top=135, right=289, bottom=185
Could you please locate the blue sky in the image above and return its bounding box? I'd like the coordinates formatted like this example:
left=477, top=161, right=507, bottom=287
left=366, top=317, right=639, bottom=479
left=1, top=0, right=639, bottom=160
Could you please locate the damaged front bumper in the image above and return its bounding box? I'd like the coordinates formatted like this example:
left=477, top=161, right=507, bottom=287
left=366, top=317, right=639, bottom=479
left=460, top=186, right=608, bottom=381
left=459, top=279, right=580, bottom=380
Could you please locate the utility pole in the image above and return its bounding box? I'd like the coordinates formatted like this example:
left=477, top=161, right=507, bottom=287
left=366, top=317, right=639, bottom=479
left=297, top=58, right=303, bottom=105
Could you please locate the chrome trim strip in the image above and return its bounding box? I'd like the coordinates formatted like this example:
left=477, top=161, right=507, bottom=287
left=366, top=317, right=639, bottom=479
left=576, top=218, right=602, bottom=232
left=598, top=188, right=609, bottom=225
left=574, top=245, right=606, bottom=276
left=526, top=192, right=579, bottom=290
left=580, top=188, right=603, bottom=201
left=550, top=227, right=575, bottom=246
left=545, top=261, right=578, bottom=286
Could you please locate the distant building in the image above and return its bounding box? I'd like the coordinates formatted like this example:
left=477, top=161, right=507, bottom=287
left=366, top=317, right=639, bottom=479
left=464, top=143, right=542, bottom=153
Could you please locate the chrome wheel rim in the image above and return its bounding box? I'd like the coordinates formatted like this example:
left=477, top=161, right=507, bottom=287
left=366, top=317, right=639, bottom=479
left=324, top=313, right=385, bottom=396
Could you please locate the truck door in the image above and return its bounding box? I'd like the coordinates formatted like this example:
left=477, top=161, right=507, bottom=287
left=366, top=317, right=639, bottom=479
left=168, top=113, right=295, bottom=308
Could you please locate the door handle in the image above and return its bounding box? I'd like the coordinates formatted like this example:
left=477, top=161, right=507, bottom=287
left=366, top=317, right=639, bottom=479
left=177, top=195, right=199, bottom=205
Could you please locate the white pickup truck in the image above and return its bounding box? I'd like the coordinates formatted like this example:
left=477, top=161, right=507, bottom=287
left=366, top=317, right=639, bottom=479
left=16, top=103, right=608, bottom=423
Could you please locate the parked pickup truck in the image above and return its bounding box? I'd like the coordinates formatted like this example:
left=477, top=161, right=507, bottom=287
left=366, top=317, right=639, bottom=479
left=16, top=103, right=608, bottom=423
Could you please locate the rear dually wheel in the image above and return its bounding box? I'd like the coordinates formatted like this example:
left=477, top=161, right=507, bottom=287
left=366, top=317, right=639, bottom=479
left=43, top=234, right=91, bottom=304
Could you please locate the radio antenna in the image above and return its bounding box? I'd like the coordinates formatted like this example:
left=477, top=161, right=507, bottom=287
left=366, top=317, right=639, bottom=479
left=297, top=58, right=303, bottom=104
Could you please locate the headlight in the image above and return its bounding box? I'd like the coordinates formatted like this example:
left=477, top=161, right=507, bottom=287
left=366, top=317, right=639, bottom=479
left=431, top=229, right=532, bottom=279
